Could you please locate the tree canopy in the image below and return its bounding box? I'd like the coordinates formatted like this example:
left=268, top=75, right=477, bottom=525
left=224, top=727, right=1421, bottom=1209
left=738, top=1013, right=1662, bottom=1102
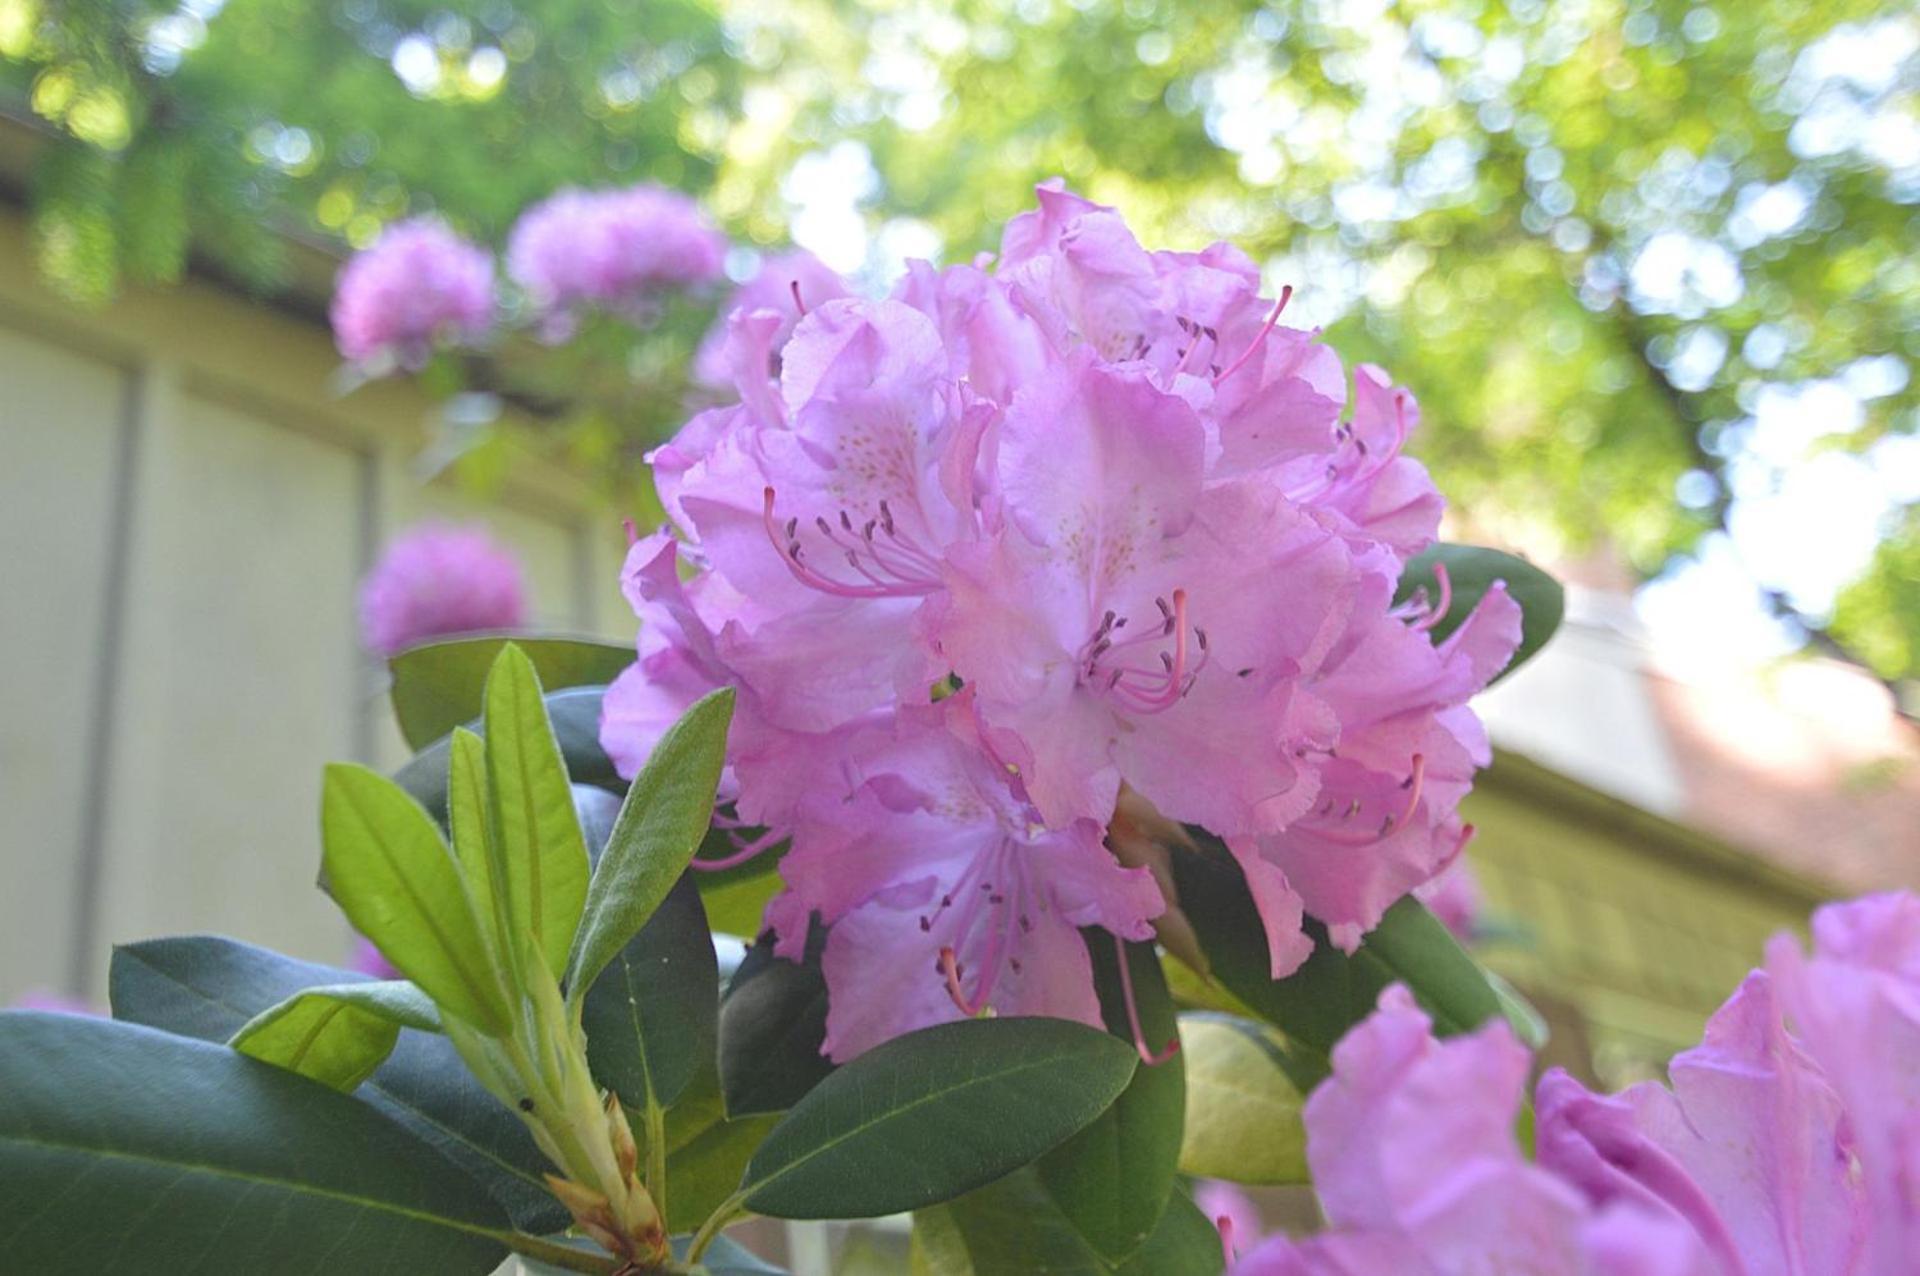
left=4, top=0, right=1916, bottom=688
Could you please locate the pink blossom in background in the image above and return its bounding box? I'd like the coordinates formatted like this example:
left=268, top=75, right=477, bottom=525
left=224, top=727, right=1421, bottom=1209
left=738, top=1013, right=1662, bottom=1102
left=329, top=217, right=494, bottom=367
left=694, top=249, right=851, bottom=387
left=603, top=183, right=1522, bottom=1059
left=357, top=522, right=529, bottom=658
left=508, top=184, right=726, bottom=333
left=11, top=990, right=99, bottom=1016
left=348, top=935, right=402, bottom=981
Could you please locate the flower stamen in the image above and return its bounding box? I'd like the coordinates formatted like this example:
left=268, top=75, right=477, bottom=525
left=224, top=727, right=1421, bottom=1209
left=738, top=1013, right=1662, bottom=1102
left=1113, top=932, right=1180, bottom=1065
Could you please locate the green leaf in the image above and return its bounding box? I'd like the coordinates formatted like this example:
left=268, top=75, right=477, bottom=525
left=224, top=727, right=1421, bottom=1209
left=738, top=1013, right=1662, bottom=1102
left=1487, top=969, right=1551, bottom=1051
left=1176, top=1014, right=1308, bottom=1185
left=1396, top=543, right=1565, bottom=685
left=110, top=937, right=567, bottom=1233
left=0, top=1012, right=515, bottom=1273
left=674, top=1233, right=787, bottom=1275
left=391, top=635, right=636, bottom=753
left=914, top=1170, right=1222, bottom=1276
left=394, top=686, right=623, bottom=823
left=322, top=763, right=511, bottom=1034
left=448, top=727, right=497, bottom=929
left=1171, top=829, right=1503, bottom=1084
left=584, top=874, right=719, bottom=1115
left=231, top=980, right=439, bottom=1091
left=718, top=928, right=835, bottom=1117
left=662, top=1111, right=780, bottom=1235
left=739, top=1017, right=1138, bottom=1220
left=568, top=687, right=734, bottom=998
left=1037, top=937, right=1184, bottom=1263
left=483, top=644, right=592, bottom=980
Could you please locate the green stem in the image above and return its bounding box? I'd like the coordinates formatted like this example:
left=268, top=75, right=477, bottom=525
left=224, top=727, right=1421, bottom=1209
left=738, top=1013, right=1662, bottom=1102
left=645, top=1097, right=668, bottom=1227
left=499, top=1228, right=623, bottom=1273
left=684, top=1191, right=751, bottom=1265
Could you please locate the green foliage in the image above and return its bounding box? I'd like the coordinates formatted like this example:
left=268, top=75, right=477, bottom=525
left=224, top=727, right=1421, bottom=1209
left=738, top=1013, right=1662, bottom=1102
left=481, top=645, right=592, bottom=979
left=914, top=1170, right=1224, bottom=1276
left=736, top=1016, right=1139, bottom=1220
left=569, top=687, right=734, bottom=998
left=584, top=874, right=718, bottom=1119
left=1037, top=937, right=1184, bottom=1263
left=1176, top=1013, right=1308, bottom=1186
left=717, top=925, right=836, bottom=1117
left=1172, top=826, right=1503, bottom=1085
left=230, top=979, right=440, bottom=1091
left=0, top=1012, right=517, bottom=1273
left=322, top=761, right=513, bottom=1034
left=108, top=936, right=568, bottom=1232
left=394, top=684, right=623, bottom=820
left=390, top=636, right=637, bottom=754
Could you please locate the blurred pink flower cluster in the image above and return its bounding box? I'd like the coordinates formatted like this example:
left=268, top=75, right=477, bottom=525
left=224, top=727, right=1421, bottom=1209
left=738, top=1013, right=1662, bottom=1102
left=357, top=522, right=528, bottom=658
left=329, top=217, right=495, bottom=368
left=1228, top=891, right=1920, bottom=1276
left=507, top=185, right=726, bottom=334
left=601, top=184, right=1522, bottom=1060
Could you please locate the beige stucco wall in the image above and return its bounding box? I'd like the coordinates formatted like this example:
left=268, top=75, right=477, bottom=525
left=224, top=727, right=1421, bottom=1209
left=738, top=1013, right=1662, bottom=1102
left=0, top=208, right=629, bottom=1004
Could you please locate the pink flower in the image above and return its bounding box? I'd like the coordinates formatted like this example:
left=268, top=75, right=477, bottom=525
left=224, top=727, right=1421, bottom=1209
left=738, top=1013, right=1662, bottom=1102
left=603, top=182, right=1512, bottom=1054
left=348, top=935, right=402, bottom=981
left=1537, top=971, right=1868, bottom=1276
left=1766, top=893, right=1920, bottom=1274
left=694, top=249, right=851, bottom=387
left=508, top=185, right=725, bottom=331
left=11, top=990, right=98, bottom=1016
left=330, top=217, right=494, bottom=367
left=1196, top=1180, right=1268, bottom=1263
left=357, top=522, right=529, bottom=658
left=1414, top=857, right=1482, bottom=944
left=1233, top=987, right=1710, bottom=1276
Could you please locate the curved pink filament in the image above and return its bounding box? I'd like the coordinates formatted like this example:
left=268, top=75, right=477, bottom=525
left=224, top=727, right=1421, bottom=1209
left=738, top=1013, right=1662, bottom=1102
left=938, top=946, right=992, bottom=1018
left=790, top=278, right=807, bottom=317
left=1114, top=932, right=1180, bottom=1065
left=1412, top=562, right=1453, bottom=632
left=1213, top=286, right=1293, bottom=388
left=1215, top=1214, right=1238, bottom=1265
left=762, top=487, right=917, bottom=600
left=689, top=827, right=783, bottom=873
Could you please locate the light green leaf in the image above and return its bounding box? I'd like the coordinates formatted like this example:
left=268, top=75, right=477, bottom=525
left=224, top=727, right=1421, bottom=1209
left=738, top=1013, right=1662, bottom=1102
left=1487, top=969, right=1551, bottom=1051
left=393, top=686, right=622, bottom=823
left=391, top=635, right=636, bottom=753
left=739, top=1017, right=1138, bottom=1220
left=231, top=980, right=440, bottom=1092
left=483, top=644, right=591, bottom=980
left=0, top=1012, right=520, bottom=1273
left=448, top=726, right=497, bottom=934
left=321, top=763, right=510, bottom=1035
left=1176, top=1014, right=1307, bottom=1185
left=913, top=1170, right=1222, bottom=1276
left=568, top=687, right=734, bottom=999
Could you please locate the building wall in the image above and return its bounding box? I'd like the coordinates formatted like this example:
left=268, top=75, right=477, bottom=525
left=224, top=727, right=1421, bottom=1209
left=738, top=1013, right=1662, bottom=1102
left=0, top=208, right=629, bottom=1005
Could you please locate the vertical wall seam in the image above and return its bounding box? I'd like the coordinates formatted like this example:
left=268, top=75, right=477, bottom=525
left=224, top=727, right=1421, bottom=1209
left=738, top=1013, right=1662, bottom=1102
left=352, top=444, right=380, bottom=766
left=68, top=359, right=143, bottom=995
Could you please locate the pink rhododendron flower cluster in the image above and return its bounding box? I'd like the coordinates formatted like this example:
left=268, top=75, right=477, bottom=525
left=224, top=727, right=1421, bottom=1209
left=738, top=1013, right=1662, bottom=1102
left=602, top=183, right=1522, bottom=1060
left=693, top=249, right=850, bottom=388
left=357, top=522, right=529, bottom=658
left=508, top=184, right=726, bottom=332
left=329, top=217, right=494, bottom=367
left=1231, top=891, right=1920, bottom=1275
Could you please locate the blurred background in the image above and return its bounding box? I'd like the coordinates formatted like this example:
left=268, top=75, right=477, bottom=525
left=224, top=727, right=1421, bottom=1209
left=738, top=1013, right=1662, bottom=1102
left=0, top=0, right=1914, bottom=1150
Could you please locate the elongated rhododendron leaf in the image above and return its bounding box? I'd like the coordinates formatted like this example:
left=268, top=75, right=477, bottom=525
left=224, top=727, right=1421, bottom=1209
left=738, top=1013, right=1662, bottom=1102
left=391, top=635, right=636, bottom=753
left=231, top=980, right=439, bottom=1091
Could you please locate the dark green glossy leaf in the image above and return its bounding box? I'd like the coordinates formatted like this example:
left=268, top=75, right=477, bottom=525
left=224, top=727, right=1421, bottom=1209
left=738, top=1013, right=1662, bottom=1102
left=483, top=644, right=591, bottom=979
left=110, top=936, right=565, bottom=1233
left=740, top=1017, right=1137, bottom=1220
left=394, top=686, right=623, bottom=822
left=1037, top=936, right=1184, bottom=1263
left=0, top=1012, right=512, bottom=1273
left=1171, top=829, right=1502, bottom=1084
left=914, top=1170, right=1222, bottom=1276
left=230, top=979, right=438, bottom=1091
left=661, top=1110, right=779, bottom=1235
left=584, top=874, right=719, bottom=1114
left=391, top=635, right=635, bottom=753
left=718, top=927, right=835, bottom=1117
left=1396, top=543, right=1564, bottom=686
left=569, top=687, right=733, bottom=998
left=322, top=762, right=510, bottom=1034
